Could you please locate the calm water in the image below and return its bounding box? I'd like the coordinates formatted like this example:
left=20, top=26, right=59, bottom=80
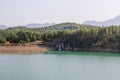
left=0, top=51, right=120, bottom=80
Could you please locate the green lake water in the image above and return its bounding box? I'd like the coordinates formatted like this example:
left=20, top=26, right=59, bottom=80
left=0, top=51, right=120, bottom=80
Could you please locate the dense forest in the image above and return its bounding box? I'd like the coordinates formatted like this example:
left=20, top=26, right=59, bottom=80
left=0, top=22, right=120, bottom=50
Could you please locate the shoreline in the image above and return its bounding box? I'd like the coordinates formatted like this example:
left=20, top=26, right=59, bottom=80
left=0, top=45, right=119, bottom=54
left=71, top=48, right=120, bottom=53
left=0, top=45, right=51, bottom=54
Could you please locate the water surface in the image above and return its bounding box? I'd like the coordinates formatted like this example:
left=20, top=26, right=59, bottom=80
left=0, top=51, right=120, bottom=80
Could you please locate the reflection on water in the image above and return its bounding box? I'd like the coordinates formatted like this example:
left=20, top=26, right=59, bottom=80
left=0, top=51, right=120, bottom=80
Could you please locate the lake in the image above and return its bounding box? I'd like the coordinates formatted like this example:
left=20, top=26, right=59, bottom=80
left=0, top=51, right=120, bottom=80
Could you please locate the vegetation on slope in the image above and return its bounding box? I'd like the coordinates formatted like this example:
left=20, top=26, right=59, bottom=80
left=0, top=22, right=120, bottom=51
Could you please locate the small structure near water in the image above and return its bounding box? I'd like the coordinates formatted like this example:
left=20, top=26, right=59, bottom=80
left=56, top=42, right=64, bottom=51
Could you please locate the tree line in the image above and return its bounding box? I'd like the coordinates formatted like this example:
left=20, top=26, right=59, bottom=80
left=0, top=23, right=120, bottom=50
left=42, top=25, right=120, bottom=49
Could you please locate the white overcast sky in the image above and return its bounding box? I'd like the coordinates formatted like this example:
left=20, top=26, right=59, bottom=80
left=0, top=0, right=120, bottom=26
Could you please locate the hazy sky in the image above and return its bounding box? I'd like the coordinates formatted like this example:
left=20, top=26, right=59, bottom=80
left=0, top=0, right=120, bottom=26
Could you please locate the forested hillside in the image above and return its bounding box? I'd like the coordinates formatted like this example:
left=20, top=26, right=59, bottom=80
left=0, top=22, right=120, bottom=50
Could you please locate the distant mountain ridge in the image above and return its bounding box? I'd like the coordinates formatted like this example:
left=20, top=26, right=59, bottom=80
left=1, top=15, right=120, bottom=30
left=0, top=25, right=8, bottom=30
left=82, top=15, right=120, bottom=26
left=0, top=23, right=55, bottom=29
left=26, top=23, right=55, bottom=28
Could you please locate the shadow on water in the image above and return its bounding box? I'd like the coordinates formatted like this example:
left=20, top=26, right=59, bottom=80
left=45, top=50, right=120, bottom=57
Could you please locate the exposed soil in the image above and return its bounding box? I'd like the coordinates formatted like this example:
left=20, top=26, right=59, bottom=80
left=0, top=41, right=53, bottom=54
